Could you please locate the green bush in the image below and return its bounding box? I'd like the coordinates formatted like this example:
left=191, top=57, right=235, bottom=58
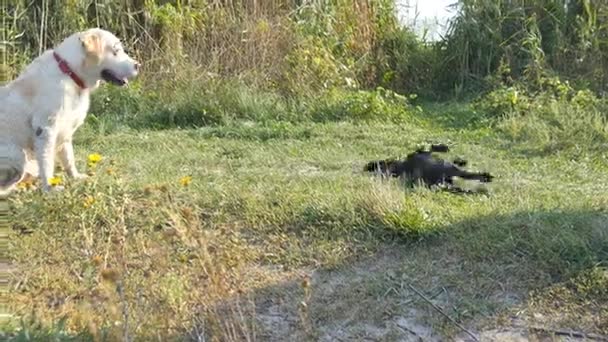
left=475, top=75, right=608, bottom=118
left=308, top=87, right=418, bottom=123
left=473, top=85, right=531, bottom=118
left=473, top=75, right=608, bottom=152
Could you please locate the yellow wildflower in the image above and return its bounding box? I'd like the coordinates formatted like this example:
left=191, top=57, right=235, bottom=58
left=17, top=180, right=35, bottom=190
left=179, top=176, right=192, bottom=187
left=88, top=153, right=103, bottom=164
left=49, top=176, right=62, bottom=187
left=83, top=195, right=96, bottom=208
left=87, top=153, right=103, bottom=169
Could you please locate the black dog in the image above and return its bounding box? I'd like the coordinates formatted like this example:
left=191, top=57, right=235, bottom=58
left=365, top=144, right=493, bottom=190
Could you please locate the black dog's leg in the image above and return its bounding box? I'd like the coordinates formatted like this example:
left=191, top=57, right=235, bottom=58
left=365, top=159, right=404, bottom=178
left=452, top=157, right=467, bottom=167
left=443, top=186, right=476, bottom=194
left=364, top=160, right=382, bottom=173
left=430, top=144, right=450, bottom=153
left=456, top=170, right=494, bottom=183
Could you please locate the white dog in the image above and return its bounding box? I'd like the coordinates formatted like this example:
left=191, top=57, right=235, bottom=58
left=0, top=28, right=139, bottom=193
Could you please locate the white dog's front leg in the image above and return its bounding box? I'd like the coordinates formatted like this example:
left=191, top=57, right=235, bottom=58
left=34, top=126, right=59, bottom=191
left=58, top=140, right=86, bottom=179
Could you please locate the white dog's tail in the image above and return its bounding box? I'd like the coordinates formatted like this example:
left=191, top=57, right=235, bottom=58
left=0, top=142, right=26, bottom=195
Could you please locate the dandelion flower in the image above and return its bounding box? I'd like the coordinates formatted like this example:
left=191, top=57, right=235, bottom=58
left=17, top=179, right=35, bottom=190
left=49, top=176, right=62, bottom=187
left=87, top=153, right=103, bottom=169
left=179, top=176, right=192, bottom=187
left=83, top=195, right=96, bottom=208
left=88, top=153, right=103, bottom=164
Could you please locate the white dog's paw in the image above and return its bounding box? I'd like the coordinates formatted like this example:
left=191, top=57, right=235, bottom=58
left=42, top=184, right=65, bottom=192
left=69, top=172, right=88, bottom=180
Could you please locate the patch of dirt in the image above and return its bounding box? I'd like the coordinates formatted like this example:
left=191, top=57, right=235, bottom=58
left=253, top=246, right=606, bottom=341
left=254, top=246, right=454, bottom=341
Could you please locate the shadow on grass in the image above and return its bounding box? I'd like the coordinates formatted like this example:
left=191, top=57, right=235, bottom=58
left=239, top=208, right=608, bottom=341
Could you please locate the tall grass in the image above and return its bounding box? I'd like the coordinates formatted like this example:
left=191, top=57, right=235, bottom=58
left=4, top=1, right=608, bottom=98
left=2, top=0, right=399, bottom=92
left=439, top=0, right=608, bottom=95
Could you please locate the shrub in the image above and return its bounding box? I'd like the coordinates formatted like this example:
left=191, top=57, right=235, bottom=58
left=308, top=87, right=418, bottom=123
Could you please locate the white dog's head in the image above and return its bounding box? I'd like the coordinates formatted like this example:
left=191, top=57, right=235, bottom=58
left=56, top=28, right=140, bottom=87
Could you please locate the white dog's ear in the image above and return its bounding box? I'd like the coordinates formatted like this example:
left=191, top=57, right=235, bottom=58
left=80, top=31, right=103, bottom=62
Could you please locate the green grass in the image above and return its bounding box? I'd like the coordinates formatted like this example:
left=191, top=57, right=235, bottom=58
left=3, top=99, right=608, bottom=341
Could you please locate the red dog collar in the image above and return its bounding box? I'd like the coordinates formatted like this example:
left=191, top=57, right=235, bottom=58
left=53, top=51, right=86, bottom=89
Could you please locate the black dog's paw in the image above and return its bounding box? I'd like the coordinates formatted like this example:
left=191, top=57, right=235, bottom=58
left=364, top=161, right=380, bottom=172
left=452, top=157, right=468, bottom=167
left=364, top=159, right=396, bottom=174
left=430, top=144, right=450, bottom=153
left=479, top=172, right=494, bottom=182
left=414, top=146, right=428, bottom=154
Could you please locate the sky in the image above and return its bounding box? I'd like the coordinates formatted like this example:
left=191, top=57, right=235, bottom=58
left=396, top=0, right=458, bottom=41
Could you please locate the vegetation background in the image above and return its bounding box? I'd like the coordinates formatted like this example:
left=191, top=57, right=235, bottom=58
left=1, top=0, right=607, bottom=340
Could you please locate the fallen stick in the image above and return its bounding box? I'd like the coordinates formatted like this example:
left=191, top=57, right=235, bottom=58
left=527, top=325, right=608, bottom=341
left=407, top=284, right=479, bottom=342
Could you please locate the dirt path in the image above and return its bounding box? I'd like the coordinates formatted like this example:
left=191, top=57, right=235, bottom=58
left=253, top=245, right=601, bottom=341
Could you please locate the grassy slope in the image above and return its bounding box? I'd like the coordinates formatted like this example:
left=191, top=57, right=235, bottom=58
left=4, top=103, right=608, bottom=341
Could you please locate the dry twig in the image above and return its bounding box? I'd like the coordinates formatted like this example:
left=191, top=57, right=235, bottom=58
left=407, top=283, right=479, bottom=342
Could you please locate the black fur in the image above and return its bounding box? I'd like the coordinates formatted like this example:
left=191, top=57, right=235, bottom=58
left=364, top=144, right=493, bottom=190
left=429, top=143, right=450, bottom=153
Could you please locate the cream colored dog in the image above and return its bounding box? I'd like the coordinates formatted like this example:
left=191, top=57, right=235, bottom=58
left=0, top=28, right=139, bottom=194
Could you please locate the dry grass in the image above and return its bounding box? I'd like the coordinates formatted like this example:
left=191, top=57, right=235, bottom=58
left=1, top=0, right=393, bottom=94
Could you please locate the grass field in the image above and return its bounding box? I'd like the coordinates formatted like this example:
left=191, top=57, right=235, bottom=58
left=3, top=101, right=608, bottom=341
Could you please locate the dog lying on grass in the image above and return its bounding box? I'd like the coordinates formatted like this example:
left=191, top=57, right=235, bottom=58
left=364, top=144, right=494, bottom=192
